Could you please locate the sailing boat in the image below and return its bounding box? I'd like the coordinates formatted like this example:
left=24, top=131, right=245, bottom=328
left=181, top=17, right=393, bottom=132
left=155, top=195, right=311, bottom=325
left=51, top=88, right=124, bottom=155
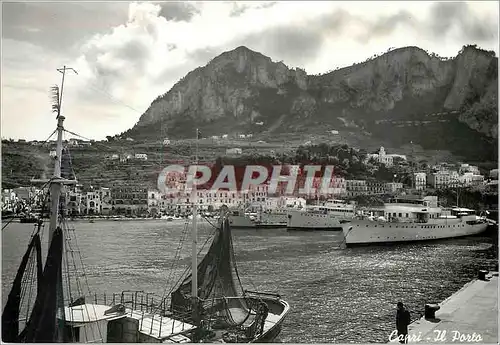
left=2, top=70, right=290, bottom=343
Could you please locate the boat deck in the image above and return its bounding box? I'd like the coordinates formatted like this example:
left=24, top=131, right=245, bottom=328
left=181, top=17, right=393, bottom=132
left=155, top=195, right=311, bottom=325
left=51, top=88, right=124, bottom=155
left=127, top=309, right=195, bottom=340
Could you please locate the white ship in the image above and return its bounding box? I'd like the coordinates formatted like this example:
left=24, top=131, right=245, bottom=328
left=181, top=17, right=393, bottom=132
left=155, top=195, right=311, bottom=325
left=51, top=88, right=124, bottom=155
left=342, top=196, right=489, bottom=246
left=287, top=199, right=356, bottom=231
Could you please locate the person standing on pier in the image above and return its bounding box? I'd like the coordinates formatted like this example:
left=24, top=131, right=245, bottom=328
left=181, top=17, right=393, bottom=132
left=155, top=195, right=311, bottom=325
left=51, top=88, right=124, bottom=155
left=396, top=302, right=411, bottom=344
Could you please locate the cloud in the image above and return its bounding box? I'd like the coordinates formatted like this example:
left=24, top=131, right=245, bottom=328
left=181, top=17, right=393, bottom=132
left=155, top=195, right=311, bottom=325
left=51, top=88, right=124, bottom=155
left=428, top=2, right=498, bottom=42
left=237, top=25, right=325, bottom=67
left=1, top=2, right=129, bottom=53
left=157, top=1, right=201, bottom=22
left=1, top=1, right=498, bottom=141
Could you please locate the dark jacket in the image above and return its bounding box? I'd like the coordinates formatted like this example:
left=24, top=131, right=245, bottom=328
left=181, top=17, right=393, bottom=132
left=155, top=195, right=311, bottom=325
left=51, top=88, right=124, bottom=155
left=396, top=309, right=411, bottom=332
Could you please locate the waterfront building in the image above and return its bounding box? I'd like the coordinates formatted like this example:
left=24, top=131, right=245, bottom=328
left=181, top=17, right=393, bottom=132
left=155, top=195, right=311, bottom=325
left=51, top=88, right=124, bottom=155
left=345, top=180, right=368, bottom=197
left=99, top=187, right=112, bottom=215
left=83, top=191, right=101, bottom=215
left=111, top=184, right=148, bottom=215
left=67, top=190, right=83, bottom=215
left=148, top=189, right=162, bottom=215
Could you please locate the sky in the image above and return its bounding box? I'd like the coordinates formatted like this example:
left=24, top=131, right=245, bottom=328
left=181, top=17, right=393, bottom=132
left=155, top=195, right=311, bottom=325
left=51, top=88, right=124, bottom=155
left=1, top=1, right=499, bottom=141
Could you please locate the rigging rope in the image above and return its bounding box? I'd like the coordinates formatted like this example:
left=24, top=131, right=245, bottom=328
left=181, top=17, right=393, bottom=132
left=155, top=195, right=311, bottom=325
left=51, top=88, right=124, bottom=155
left=154, top=220, right=217, bottom=314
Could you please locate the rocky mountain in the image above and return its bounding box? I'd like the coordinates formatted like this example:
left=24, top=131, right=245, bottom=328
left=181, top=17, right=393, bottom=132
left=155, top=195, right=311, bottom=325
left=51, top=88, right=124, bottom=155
left=125, top=45, right=498, bottom=161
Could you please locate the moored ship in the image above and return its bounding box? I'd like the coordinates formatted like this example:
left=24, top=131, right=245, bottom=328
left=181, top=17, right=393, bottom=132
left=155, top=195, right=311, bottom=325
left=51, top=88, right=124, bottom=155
left=287, top=199, right=356, bottom=231
left=342, top=196, right=489, bottom=246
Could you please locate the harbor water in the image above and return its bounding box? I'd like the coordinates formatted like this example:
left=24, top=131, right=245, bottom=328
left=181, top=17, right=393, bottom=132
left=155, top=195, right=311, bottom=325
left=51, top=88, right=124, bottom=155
left=2, top=219, right=497, bottom=343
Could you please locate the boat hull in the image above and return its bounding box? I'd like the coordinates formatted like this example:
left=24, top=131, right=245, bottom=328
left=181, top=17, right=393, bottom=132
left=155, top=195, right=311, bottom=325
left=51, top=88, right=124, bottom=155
left=342, top=219, right=489, bottom=246
left=286, top=210, right=343, bottom=231
left=229, top=215, right=257, bottom=228
left=229, top=215, right=287, bottom=229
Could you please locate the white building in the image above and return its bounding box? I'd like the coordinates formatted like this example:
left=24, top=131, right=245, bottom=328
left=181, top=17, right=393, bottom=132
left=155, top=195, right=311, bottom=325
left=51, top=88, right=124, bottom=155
left=163, top=138, right=171, bottom=145
left=427, top=170, right=460, bottom=189
left=99, top=187, right=112, bottom=214
left=84, top=191, right=101, bottom=215
left=385, top=182, right=404, bottom=193
left=459, top=172, right=485, bottom=187
left=238, top=134, right=246, bottom=139
left=414, top=172, right=427, bottom=190
left=120, top=153, right=132, bottom=162
left=345, top=180, right=368, bottom=197
left=49, top=150, right=57, bottom=158
left=147, top=190, right=162, bottom=215
left=365, top=147, right=407, bottom=167
left=459, top=164, right=480, bottom=175
left=193, top=190, right=244, bottom=210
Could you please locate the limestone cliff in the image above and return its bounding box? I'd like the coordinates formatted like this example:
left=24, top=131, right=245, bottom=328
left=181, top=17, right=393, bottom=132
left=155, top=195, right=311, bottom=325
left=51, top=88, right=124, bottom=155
left=127, top=44, right=498, bottom=160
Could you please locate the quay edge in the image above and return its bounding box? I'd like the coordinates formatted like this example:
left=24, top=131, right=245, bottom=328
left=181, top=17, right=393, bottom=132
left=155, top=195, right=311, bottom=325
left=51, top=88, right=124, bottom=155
left=388, top=271, right=498, bottom=344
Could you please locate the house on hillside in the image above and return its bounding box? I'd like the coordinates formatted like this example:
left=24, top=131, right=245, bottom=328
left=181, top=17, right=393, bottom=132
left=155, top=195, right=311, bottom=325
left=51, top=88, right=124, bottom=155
left=126, top=137, right=134, bottom=142
left=238, top=134, right=246, bottom=139
left=163, top=138, right=171, bottom=145
left=246, top=134, right=253, bottom=138
left=222, top=134, right=228, bottom=139
left=135, top=153, right=148, bottom=161
left=120, top=153, right=132, bottom=162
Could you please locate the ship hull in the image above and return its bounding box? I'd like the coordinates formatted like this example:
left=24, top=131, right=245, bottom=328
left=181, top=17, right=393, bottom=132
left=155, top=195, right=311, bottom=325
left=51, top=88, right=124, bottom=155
left=342, top=219, right=489, bottom=246
left=229, top=213, right=288, bottom=229
left=286, top=210, right=343, bottom=231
